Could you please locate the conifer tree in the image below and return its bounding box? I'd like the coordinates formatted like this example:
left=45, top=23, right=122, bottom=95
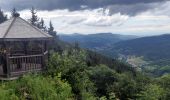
left=11, top=8, right=20, bottom=17
left=38, top=18, right=47, bottom=31
left=30, top=7, right=39, bottom=26
left=0, top=9, right=7, bottom=24
left=49, top=21, right=54, bottom=32
left=40, top=18, right=44, bottom=28
left=11, top=8, right=16, bottom=17
left=48, top=21, right=57, bottom=37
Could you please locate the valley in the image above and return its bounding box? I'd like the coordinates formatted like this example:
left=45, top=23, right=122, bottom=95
left=60, top=33, right=170, bottom=76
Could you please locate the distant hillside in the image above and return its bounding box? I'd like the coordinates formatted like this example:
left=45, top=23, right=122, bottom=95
left=107, top=34, right=170, bottom=76
left=51, top=37, right=135, bottom=73
left=59, top=33, right=170, bottom=76
left=59, top=33, right=137, bottom=50
left=111, top=34, right=170, bottom=63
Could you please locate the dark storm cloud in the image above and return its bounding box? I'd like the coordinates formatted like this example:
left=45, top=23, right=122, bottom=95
left=0, top=0, right=169, bottom=15
left=108, top=2, right=161, bottom=16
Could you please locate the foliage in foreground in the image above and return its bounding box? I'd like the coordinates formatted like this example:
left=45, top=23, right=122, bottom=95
left=0, top=50, right=170, bottom=100
left=48, top=49, right=170, bottom=100
left=0, top=74, right=73, bottom=100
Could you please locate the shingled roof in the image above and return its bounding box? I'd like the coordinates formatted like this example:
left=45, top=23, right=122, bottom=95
left=0, top=17, right=52, bottom=41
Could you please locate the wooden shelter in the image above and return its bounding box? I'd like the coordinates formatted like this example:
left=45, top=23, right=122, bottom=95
left=0, top=16, right=52, bottom=79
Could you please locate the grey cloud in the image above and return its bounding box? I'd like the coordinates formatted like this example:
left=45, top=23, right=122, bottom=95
left=0, top=0, right=169, bottom=16
left=68, top=18, right=86, bottom=25
left=108, top=2, right=162, bottom=16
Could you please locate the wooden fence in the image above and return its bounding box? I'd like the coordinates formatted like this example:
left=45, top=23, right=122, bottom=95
left=0, top=51, right=48, bottom=77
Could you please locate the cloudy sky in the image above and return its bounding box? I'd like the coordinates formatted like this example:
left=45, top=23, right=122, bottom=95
left=0, top=0, right=170, bottom=36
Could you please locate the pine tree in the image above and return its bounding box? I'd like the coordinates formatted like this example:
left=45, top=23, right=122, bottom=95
left=40, top=18, right=44, bottom=28
left=48, top=21, right=57, bottom=37
left=11, top=8, right=16, bottom=17
left=11, top=8, right=20, bottom=17
left=0, top=9, right=7, bottom=24
left=49, top=21, right=54, bottom=32
left=39, top=18, right=47, bottom=31
left=30, top=7, right=39, bottom=26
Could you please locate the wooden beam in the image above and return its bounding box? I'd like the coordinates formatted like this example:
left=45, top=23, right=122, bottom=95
left=6, top=53, right=10, bottom=78
left=41, top=41, right=45, bottom=70
left=44, top=41, right=47, bottom=52
left=23, top=41, right=29, bottom=55
left=4, top=42, right=10, bottom=78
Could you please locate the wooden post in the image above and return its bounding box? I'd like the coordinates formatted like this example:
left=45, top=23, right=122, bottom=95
left=4, top=42, right=10, bottom=78
left=44, top=41, right=47, bottom=52
left=46, top=41, right=50, bottom=62
left=23, top=41, right=29, bottom=55
left=41, top=41, right=45, bottom=70
left=6, top=53, right=10, bottom=78
left=45, top=41, right=49, bottom=70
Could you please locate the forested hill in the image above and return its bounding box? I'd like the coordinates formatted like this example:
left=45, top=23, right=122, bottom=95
left=111, top=34, right=170, bottom=64
left=104, top=34, right=170, bottom=76
left=59, top=33, right=137, bottom=49
left=59, top=33, right=170, bottom=76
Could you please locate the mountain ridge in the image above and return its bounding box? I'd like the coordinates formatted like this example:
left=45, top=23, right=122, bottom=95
left=59, top=33, right=138, bottom=50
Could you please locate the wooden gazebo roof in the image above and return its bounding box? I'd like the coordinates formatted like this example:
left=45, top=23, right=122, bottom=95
left=0, top=17, right=52, bottom=41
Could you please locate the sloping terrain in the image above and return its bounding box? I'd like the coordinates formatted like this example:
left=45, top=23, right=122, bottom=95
left=107, top=34, right=170, bottom=76
left=59, top=33, right=137, bottom=50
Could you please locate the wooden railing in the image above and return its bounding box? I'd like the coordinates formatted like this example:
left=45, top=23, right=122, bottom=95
left=11, top=50, right=42, bottom=55
left=7, top=51, right=48, bottom=76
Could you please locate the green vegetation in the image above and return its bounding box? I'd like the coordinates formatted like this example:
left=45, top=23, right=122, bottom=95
left=0, top=74, right=73, bottom=100
left=60, top=33, right=170, bottom=77
left=108, top=34, right=170, bottom=76
left=0, top=49, right=170, bottom=99
left=138, top=84, right=165, bottom=100
left=0, top=9, right=7, bottom=23
left=0, top=7, right=170, bottom=100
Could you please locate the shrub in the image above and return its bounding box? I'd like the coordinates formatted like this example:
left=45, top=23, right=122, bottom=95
left=0, top=74, right=73, bottom=100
